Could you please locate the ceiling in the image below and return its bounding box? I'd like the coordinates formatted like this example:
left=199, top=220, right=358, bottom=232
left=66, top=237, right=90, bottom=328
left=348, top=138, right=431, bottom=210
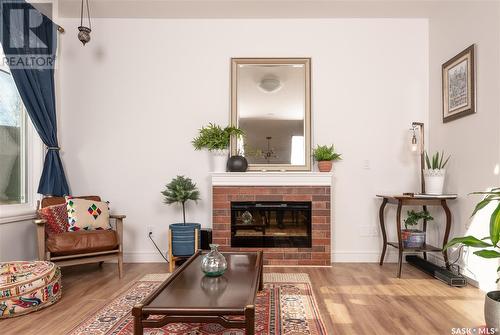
left=237, top=64, right=305, bottom=120
left=54, top=0, right=448, bottom=19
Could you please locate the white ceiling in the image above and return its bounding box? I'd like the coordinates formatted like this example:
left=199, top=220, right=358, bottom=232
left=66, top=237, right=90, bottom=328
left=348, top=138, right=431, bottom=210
left=54, top=0, right=452, bottom=19
left=237, top=64, right=305, bottom=120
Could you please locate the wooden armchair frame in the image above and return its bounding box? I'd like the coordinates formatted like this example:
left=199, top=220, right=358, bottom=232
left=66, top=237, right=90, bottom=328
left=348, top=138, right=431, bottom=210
left=33, top=196, right=125, bottom=278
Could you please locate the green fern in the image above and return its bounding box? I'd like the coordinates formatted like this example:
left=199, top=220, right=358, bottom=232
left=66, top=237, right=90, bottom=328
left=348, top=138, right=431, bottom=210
left=312, top=145, right=342, bottom=161
left=161, top=176, right=200, bottom=224
left=192, top=123, right=244, bottom=151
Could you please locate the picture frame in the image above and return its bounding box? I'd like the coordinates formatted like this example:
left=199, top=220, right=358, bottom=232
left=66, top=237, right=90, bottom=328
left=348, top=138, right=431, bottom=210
left=442, top=44, right=475, bottom=123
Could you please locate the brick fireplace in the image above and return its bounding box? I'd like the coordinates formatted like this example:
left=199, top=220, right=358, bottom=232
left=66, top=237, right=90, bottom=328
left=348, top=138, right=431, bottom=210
left=211, top=173, right=332, bottom=266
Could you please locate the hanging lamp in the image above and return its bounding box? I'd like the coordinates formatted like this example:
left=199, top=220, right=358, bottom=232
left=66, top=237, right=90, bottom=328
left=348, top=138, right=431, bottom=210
left=78, top=0, right=92, bottom=45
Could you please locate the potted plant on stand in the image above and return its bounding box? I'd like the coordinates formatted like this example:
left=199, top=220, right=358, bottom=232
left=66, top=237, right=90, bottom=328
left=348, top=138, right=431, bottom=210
left=444, top=189, right=500, bottom=330
left=192, top=123, right=244, bottom=172
left=161, top=175, right=201, bottom=257
left=424, top=151, right=450, bottom=194
left=402, top=210, right=433, bottom=248
left=312, top=144, right=342, bottom=172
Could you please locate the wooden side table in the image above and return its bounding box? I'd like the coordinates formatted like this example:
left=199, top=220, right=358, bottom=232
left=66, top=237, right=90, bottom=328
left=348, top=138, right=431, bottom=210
left=377, top=194, right=456, bottom=278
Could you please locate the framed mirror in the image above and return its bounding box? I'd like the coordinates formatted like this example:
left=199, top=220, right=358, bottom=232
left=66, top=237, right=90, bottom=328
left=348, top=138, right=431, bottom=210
left=230, top=58, right=311, bottom=171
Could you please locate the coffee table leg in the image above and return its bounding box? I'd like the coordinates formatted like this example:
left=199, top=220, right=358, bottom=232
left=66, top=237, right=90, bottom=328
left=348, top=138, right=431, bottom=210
left=132, top=306, right=144, bottom=335
left=245, top=305, right=255, bottom=335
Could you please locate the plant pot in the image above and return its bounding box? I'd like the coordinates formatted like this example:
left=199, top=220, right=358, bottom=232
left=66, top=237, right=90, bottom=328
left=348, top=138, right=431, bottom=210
left=317, top=160, right=333, bottom=172
left=401, top=229, right=426, bottom=248
left=169, top=223, right=201, bottom=257
left=423, top=169, right=446, bottom=195
left=485, top=291, right=500, bottom=331
left=227, top=155, right=248, bottom=172
left=210, top=149, right=228, bottom=172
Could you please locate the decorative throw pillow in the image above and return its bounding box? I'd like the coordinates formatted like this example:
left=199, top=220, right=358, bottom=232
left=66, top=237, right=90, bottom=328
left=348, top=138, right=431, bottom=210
left=38, top=203, right=69, bottom=235
left=65, top=197, right=111, bottom=231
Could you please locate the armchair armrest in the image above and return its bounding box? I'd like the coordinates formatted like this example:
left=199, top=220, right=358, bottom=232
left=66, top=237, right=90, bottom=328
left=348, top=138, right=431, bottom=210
left=110, top=214, right=125, bottom=253
left=33, top=218, right=47, bottom=225
left=32, top=218, right=46, bottom=260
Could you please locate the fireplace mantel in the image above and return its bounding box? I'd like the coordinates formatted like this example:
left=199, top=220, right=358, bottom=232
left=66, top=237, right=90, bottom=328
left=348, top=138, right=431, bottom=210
left=211, top=172, right=333, bottom=186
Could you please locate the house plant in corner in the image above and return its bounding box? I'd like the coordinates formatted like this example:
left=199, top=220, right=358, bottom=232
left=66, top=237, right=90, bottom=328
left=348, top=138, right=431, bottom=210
left=424, top=151, right=450, bottom=194
left=312, top=144, right=341, bottom=172
left=444, top=189, right=500, bottom=330
left=192, top=123, right=244, bottom=172
left=161, top=175, right=201, bottom=257
left=402, top=210, right=433, bottom=248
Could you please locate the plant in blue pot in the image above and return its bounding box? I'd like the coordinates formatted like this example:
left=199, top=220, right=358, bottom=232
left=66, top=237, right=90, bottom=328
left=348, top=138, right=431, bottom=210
left=162, top=175, right=201, bottom=257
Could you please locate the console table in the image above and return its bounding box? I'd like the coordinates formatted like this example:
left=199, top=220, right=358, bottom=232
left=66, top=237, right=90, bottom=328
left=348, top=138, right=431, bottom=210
left=376, top=194, right=457, bottom=278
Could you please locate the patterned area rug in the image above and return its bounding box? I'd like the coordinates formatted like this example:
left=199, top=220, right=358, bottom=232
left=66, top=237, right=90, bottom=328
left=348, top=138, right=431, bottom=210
left=67, top=273, right=327, bottom=335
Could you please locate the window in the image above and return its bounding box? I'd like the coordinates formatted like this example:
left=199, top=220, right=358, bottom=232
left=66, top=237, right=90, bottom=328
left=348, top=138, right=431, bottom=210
left=0, top=60, right=27, bottom=205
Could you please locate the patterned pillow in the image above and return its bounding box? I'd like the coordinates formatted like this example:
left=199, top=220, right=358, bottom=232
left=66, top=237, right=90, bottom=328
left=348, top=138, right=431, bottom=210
left=65, top=197, right=111, bottom=231
left=38, top=204, right=69, bottom=235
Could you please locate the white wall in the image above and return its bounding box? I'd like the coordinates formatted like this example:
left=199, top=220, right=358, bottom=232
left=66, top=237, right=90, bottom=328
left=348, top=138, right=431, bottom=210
left=427, top=2, right=500, bottom=290
left=0, top=220, right=37, bottom=261
left=56, top=18, right=428, bottom=262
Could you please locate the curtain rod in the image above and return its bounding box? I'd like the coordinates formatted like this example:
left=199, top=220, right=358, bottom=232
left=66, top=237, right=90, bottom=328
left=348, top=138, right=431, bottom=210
left=57, top=25, right=64, bottom=33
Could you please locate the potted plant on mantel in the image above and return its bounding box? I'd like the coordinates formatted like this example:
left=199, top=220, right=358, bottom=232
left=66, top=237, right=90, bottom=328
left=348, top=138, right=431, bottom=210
left=192, top=123, right=244, bottom=172
left=312, top=144, right=341, bottom=172
left=161, top=176, right=201, bottom=257
left=402, top=210, right=433, bottom=248
left=424, top=151, right=450, bottom=194
left=444, top=189, right=500, bottom=331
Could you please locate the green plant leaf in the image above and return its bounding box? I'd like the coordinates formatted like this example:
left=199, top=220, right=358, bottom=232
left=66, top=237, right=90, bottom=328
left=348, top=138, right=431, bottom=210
left=471, top=198, right=496, bottom=218
left=490, top=204, right=500, bottom=246
left=443, top=236, right=493, bottom=250
left=473, top=250, right=500, bottom=258
left=438, top=151, right=444, bottom=169
left=425, top=152, right=431, bottom=169
left=442, top=155, right=451, bottom=168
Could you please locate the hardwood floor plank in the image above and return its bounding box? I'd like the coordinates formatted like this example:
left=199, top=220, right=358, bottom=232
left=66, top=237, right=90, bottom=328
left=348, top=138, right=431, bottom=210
left=0, top=262, right=485, bottom=335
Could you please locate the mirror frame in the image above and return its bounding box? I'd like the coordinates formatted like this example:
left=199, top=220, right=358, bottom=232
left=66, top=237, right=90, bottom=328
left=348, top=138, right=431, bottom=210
left=230, top=57, right=312, bottom=171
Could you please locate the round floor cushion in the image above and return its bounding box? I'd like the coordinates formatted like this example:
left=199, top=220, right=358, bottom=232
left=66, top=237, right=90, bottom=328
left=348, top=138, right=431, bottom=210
left=0, top=261, right=61, bottom=318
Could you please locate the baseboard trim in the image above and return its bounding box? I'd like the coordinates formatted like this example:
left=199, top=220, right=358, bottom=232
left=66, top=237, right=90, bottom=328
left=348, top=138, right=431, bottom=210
left=124, top=251, right=168, bottom=263
left=332, top=250, right=400, bottom=263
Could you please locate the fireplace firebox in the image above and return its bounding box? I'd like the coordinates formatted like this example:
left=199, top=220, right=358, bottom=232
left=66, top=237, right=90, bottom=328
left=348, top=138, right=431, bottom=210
left=231, top=201, right=312, bottom=248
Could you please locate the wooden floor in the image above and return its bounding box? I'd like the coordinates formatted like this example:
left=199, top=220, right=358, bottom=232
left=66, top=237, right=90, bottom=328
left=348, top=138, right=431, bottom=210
left=1, top=262, right=485, bottom=335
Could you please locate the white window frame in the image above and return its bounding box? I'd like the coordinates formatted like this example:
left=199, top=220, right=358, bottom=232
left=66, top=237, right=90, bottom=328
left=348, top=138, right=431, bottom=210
left=0, top=117, right=44, bottom=224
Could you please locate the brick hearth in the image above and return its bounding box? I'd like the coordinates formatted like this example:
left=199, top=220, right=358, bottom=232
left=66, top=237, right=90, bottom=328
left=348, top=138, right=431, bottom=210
left=212, top=186, right=331, bottom=266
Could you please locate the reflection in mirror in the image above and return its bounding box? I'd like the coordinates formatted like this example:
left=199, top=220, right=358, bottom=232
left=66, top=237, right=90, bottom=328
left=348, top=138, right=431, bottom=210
left=231, top=58, right=311, bottom=171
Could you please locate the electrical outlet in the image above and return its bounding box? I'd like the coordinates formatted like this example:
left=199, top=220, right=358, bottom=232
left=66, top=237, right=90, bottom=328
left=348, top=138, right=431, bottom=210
left=147, top=225, right=155, bottom=237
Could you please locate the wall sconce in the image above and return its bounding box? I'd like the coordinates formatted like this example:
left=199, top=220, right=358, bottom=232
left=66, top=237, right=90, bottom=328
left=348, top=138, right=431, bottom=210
left=410, top=122, right=425, bottom=193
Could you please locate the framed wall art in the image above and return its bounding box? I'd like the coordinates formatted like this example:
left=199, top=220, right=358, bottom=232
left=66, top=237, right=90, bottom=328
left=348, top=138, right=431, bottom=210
left=442, top=44, right=475, bottom=123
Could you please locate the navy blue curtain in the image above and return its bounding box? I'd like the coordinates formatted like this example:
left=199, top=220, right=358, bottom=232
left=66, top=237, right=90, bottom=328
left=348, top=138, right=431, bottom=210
left=1, top=0, right=69, bottom=196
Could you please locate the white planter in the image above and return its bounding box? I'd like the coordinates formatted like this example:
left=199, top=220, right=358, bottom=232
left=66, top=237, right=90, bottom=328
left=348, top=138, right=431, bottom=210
left=485, top=291, right=500, bottom=331
left=209, top=149, right=229, bottom=172
left=423, top=169, right=446, bottom=195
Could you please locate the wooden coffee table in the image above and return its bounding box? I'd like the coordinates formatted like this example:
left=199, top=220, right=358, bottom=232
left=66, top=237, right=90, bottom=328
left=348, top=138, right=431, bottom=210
left=132, top=250, right=264, bottom=335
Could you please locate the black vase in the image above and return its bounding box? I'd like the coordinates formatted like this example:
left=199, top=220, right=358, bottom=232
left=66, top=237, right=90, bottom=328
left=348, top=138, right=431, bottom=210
left=227, top=155, right=248, bottom=172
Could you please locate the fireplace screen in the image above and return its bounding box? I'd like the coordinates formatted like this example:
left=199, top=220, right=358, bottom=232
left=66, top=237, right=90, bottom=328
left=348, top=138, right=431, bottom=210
left=231, top=201, right=312, bottom=248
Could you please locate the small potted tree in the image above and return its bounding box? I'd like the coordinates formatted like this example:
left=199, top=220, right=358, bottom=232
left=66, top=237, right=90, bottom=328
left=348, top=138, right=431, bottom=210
left=312, top=144, right=341, bottom=172
left=424, top=151, right=450, bottom=194
left=192, top=123, right=244, bottom=172
left=402, top=210, right=433, bottom=248
left=161, top=175, right=201, bottom=256
left=444, top=189, right=500, bottom=330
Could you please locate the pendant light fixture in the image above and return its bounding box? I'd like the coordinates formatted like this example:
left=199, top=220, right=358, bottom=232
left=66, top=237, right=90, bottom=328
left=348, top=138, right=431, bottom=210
left=78, top=0, right=92, bottom=45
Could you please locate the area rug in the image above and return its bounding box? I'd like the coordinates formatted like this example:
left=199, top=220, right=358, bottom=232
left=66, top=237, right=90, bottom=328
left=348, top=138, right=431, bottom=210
left=67, top=273, right=327, bottom=335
